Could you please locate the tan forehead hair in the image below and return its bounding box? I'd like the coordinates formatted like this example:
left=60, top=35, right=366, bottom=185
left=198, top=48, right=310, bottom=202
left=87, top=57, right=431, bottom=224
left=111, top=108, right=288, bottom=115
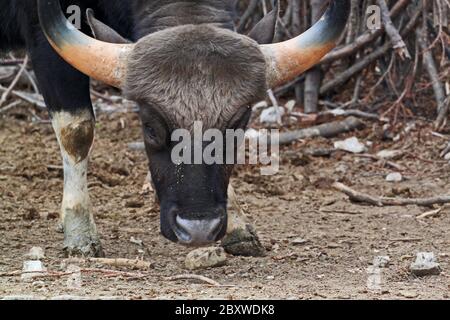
left=124, top=24, right=267, bottom=130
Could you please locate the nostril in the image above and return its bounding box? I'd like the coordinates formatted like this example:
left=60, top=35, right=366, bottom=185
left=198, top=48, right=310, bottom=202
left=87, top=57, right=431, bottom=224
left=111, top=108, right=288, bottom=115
left=175, top=216, right=223, bottom=244
left=173, top=217, right=193, bottom=243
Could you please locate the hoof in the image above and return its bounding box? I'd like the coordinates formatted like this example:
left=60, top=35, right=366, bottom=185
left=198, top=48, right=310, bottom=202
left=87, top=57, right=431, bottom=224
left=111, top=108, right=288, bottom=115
left=63, top=237, right=104, bottom=257
left=62, top=206, right=104, bottom=257
left=221, top=224, right=266, bottom=257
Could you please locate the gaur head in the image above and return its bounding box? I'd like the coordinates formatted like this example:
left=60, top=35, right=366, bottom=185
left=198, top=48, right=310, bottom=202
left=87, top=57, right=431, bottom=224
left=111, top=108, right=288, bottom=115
left=38, top=0, right=350, bottom=246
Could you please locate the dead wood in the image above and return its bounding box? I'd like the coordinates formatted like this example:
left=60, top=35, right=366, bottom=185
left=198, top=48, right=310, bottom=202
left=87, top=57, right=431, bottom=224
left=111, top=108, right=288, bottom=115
left=278, top=117, right=365, bottom=145
left=65, top=257, right=153, bottom=270
left=333, top=182, right=450, bottom=207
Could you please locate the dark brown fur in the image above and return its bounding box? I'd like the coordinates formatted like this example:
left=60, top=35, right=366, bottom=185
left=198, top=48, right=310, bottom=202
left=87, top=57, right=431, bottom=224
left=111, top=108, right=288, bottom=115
left=60, top=120, right=94, bottom=163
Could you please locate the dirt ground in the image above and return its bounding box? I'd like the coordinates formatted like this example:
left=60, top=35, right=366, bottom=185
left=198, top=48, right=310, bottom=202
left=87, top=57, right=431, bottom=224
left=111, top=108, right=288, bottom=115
left=0, top=106, right=449, bottom=300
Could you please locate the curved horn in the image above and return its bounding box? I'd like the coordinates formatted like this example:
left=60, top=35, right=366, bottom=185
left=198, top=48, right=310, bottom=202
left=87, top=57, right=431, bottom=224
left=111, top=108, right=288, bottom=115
left=38, top=0, right=133, bottom=88
left=261, top=0, right=350, bottom=88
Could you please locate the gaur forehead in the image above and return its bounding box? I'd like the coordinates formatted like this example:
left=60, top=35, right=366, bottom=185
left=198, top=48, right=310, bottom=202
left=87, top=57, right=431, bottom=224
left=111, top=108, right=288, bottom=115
left=124, top=24, right=267, bottom=130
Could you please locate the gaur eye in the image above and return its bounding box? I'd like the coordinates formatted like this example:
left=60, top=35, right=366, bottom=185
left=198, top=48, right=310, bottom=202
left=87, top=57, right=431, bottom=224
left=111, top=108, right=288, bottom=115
left=144, top=125, right=157, bottom=140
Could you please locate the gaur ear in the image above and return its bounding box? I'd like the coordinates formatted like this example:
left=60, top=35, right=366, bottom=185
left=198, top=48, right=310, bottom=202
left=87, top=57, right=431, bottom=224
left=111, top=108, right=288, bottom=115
left=86, top=9, right=131, bottom=44
left=247, top=0, right=280, bottom=44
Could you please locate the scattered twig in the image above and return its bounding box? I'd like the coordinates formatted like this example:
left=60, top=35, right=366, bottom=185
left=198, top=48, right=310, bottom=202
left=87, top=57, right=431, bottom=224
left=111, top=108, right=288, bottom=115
left=0, top=86, right=46, bottom=109
left=389, top=237, right=423, bottom=242
left=416, top=207, right=444, bottom=219
left=377, top=0, right=411, bottom=59
left=64, top=257, right=153, bottom=270
left=0, top=100, right=21, bottom=114
left=0, top=55, right=29, bottom=107
left=333, top=182, right=450, bottom=207
left=164, top=274, right=224, bottom=287
left=354, top=154, right=407, bottom=172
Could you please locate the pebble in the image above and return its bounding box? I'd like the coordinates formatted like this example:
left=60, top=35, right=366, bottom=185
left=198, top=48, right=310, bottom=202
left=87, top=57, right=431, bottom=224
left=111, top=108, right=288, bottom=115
left=291, top=238, right=308, bottom=246
left=386, top=172, right=403, bottom=182
left=373, top=256, right=390, bottom=268
left=260, top=106, right=285, bottom=124
left=410, top=252, right=441, bottom=276
left=21, top=260, right=47, bottom=282
left=185, top=247, right=227, bottom=270
left=334, top=137, right=367, bottom=154
left=444, top=153, right=450, bottom=160
left=377, top=149, right=403, bottom=159
left=399, top=290, right=418, bottom=299
left=26, top=247, right=45, bottom=260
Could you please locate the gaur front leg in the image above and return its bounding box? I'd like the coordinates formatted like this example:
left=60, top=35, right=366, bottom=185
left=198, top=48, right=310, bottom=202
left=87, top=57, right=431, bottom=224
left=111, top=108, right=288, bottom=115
left=28, top=36, right=103, bottom=257
left=221, top=184, right=266, bottom=257
left=51, top=110, right=103, bottom=257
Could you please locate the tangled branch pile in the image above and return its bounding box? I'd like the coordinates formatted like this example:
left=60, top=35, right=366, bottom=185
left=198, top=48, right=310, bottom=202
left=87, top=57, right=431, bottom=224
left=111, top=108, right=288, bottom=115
left=1, top=0, right=449, bottom=131
left=236, top=0, right=449, bottom=129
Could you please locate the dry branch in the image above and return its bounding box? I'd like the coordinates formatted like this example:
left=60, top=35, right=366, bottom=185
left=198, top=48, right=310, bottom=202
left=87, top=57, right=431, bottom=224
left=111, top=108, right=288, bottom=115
left=164, top=274, right=223, bottom=287
left=0, top=55, right=29, bottom=107
left=278, top=116, right=365, bottom=145
left=65, top=257, right=153, bottom=270
left=377, top=0, right=411, bottom=59
left=333, top=182, right=450, bottom=207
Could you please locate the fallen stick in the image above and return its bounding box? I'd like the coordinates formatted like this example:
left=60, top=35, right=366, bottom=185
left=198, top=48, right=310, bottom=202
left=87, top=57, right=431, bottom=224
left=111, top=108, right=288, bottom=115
left=164, top=274, right=222, bottom=287
left=0, top=268, right=147, bottom=279
left=278, top=116, right=365, bottom=145
left=0, top=100, right=21, bottom=114
left=389, top=238, right=423, bottom=242
left=377, top=0, right=411, bottom=59
left=0, top=85, right=46, bottom=109
left=65, top=257, right=152, bottom=270
left=333, top=182, right=450, bottom=207
left=354, top=153, right=406, bottom=172
left=440, top=142, right=450, bottom=158
left=416, top=208, right=444, bottom=219
left=0, top=59, right=25, bottom=66
left=0, top=55, right=29, bottom=107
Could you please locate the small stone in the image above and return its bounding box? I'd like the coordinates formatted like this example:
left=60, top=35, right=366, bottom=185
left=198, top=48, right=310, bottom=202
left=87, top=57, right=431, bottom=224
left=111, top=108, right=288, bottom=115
left=185, top=247, right=227, bottom=270
left=444, top=153, right=450, bottom=160
left=386, top=172, right=403, bottom=182
left=66, top=265, right=82, bottom=290
left=260, top=106, right=285, bottom=124
left=127, top=142, right=145, bottom=151
left=292, top=238, right=308, bottom=246
left=26, top=247, right=45, bottom=260
left=130, top=237, right=143, bottom=246
left=21, top=260, right=47, bottom=282
left=373, top=256, right=390, bottom=268
left=32, top=280, right=46, bottom=288
left=410, top=252, right=441, bottom=276
left=334, top=137, right=367, bottom=154
left=266, top=276, right=275, bottom=280
left=399, top=290, right=418, bottom=299
left=377, top=149, right=403, bottom=160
